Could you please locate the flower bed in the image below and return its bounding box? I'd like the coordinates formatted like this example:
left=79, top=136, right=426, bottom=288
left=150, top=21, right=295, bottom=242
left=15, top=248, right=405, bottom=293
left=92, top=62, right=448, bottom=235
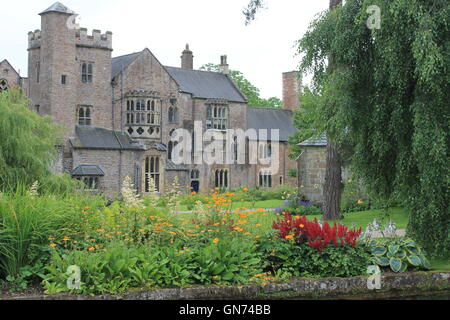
left=0, top=179, right=433, bottom=296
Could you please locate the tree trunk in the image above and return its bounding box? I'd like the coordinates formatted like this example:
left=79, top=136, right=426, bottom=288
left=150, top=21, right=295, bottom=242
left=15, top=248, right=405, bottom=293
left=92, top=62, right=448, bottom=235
left=323, top=140, right=343, bottom=220
left=322, top=0, right=344, bottom=222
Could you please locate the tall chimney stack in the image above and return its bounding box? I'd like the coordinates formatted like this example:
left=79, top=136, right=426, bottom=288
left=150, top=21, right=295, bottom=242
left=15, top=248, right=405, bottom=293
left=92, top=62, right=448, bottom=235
left=181, top=44, right=194, bottom=70
left=282, top=71, right=301, bottom=111
left=219, top=55, right=229, bottom=74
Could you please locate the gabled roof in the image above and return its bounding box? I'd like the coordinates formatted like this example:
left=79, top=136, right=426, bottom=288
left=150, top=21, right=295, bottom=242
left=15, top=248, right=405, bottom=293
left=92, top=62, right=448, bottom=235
left=164, top=66, right=247, bottom=103
left=246, top=107, right=298, bottom=142
left=111, top=52, right=142, bottom=78
left=70, top=126, right=145, bottom=151
left=71, top=165, right=105, bottom=177
left=40, top=2, right=76, bottom=15
left=0, top=59, right=20, bottom=77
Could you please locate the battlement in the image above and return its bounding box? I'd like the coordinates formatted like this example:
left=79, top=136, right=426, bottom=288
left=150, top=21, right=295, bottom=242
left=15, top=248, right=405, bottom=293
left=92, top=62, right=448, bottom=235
left=76, top=28, right=113, bottom=50
left=28, top=30, right=42, bottom=50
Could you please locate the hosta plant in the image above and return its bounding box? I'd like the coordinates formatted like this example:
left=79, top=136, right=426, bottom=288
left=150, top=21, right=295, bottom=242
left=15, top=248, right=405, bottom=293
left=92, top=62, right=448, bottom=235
left=368, top=238, right=431, bottom=273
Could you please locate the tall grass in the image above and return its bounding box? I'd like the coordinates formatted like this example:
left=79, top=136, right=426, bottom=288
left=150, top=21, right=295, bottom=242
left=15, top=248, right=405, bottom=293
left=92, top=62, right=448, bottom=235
left=0, top=188, right=105, bottom=278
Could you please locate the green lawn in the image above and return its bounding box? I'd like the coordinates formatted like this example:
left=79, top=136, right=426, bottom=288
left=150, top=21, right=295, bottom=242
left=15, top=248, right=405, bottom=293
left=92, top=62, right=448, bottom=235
left=310, top=207, right=410, bottom=230
left=430, top=259, right=450, bottom=271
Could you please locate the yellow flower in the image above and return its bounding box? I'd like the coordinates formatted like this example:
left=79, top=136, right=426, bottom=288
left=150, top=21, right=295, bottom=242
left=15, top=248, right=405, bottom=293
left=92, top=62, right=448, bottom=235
left=357, top=200, right=364, bottom=205
left=62, top=236, right=70, bottom=242
left=97, top=229, right=106, bottom=233
left=213, top=238, right=220, bottom=244
left=50, top=243, right=57, bottom=248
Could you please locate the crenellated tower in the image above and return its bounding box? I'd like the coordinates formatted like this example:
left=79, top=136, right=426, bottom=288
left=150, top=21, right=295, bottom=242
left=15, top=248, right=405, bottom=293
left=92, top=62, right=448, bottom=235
left=27, top=3, right=114, bottom=169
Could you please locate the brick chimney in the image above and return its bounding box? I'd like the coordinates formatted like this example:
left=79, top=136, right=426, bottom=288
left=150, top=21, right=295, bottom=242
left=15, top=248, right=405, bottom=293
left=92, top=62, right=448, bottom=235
left=219, top=55, right=229, bottom=74
left=181, top=44, right=194, bottom=70
left=282, top=71, right=301, bottom=111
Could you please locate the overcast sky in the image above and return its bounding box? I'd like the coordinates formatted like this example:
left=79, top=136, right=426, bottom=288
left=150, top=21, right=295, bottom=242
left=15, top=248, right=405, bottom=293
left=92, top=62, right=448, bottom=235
left=1, top=0, right=329, bottom=98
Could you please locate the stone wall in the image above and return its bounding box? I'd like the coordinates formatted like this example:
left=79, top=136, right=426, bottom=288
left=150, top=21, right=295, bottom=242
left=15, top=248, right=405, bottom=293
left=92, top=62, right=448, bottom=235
left=5, top=272, right=449, bottom=300
left=72, top=149, right=141, bottom=196
left=298, top=146, right=327, bottom=203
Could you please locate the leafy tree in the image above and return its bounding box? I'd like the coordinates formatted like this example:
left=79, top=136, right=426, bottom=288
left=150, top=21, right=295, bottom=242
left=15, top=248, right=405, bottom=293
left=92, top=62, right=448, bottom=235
left=200, top=63, right=283, bottom=108
left=296, top=0, right=449, bottom=257
left=0, top=88, right=63, bottom=191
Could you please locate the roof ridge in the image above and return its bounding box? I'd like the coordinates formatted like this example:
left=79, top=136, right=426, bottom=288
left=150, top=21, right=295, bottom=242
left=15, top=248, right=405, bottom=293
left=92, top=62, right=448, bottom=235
left=248, top=106, right=291, bottom=112
left=112, top=51, right=142, bottom=60
left=164, top=65, right=225, bottom=76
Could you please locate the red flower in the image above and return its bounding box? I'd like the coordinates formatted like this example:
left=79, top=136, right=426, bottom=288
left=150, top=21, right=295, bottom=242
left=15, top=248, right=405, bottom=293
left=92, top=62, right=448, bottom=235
left=273, top=213, right=362, bottom=251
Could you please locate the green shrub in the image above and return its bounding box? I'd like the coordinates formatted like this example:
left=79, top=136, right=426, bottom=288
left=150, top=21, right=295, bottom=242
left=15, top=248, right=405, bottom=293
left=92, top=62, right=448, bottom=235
left=258, top=238, right=371, bottom=279
left=0, top=192, right=105, bottom=279
left=188, top=237, right=262, bottom=285
left=42, top=242, right=193, bottom=295
left=42, top=237, right=263, bottom=295
left=368, top=238, right=432, bottom=273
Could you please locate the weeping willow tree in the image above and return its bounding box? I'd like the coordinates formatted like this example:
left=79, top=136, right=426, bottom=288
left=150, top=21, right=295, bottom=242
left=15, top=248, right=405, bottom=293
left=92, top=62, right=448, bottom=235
left=0, top=88, right=62, bottom=191
left=296, top=0, right=449, bottom=257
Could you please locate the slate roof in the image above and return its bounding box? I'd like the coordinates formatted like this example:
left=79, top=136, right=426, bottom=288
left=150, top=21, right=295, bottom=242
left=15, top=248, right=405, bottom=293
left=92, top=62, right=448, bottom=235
left=299, top=134, right=328, bottom=146
left=40, top=2, right=76, bottom=15
left=164, top=67, right=247, bottom=103
left=71, top=165, right=105, bottom=176
left=246, top=107, right=298, bottom=142
left=70, top=126, right=145, bottom=151
left=111, top=52, right=141, bottom=78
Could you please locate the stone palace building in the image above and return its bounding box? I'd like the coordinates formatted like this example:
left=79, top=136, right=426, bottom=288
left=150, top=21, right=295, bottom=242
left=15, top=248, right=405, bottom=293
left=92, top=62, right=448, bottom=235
left=1, top=2, right=329, bottom=202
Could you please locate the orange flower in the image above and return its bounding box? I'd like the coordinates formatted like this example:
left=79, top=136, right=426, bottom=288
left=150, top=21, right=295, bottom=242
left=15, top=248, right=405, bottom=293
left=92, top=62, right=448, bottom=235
left=50, top=243, right=57, bottom=248
left=243, top=188, right=249, bottom=192
left=299, top=224, right=305, bottom=229
left=63, top=236, right=70, bottom=242
left=285, top=234, right=295, bottom=240
left=213, top=238, right=220, bottom=244
left=88, top=247, right=95, bottom=251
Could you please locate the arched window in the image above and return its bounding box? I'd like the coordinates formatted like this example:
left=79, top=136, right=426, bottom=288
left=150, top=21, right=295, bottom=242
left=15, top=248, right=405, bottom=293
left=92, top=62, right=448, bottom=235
left=81, top=62, right=93, bottom=83
left=0, top=79, right=8, bottom=92
left=233, top=136, right=239, bottom=162
left=214, top=169, right=229, bottom=189
left=168, top=106, right=178, bottom=123
left=77, top=106, right=92, bottom=126
left=259, top=170, right=273, bottom=188
left=144, top=156, right=160, bottom=192
left=191, top=170, right=200, bottom=180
